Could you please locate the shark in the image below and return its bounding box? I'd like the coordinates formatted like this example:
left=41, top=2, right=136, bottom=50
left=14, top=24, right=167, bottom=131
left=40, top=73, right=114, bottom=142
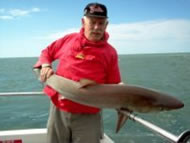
left=33, top=68, right=184, bottom=132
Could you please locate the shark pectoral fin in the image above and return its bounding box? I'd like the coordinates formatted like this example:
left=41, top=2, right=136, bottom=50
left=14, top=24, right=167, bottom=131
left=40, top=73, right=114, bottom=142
left=115, top=110, right=129, bottom=133
left=79, top=78, right=97, bottom=88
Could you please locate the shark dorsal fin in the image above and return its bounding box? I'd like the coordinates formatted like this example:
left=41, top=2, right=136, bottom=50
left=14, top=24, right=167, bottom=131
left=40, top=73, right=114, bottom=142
left=79, top=79, right=96, bottom=88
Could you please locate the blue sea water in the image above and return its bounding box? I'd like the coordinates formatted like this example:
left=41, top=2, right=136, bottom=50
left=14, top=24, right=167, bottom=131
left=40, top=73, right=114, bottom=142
left=0, top=53, right=190, bottom=143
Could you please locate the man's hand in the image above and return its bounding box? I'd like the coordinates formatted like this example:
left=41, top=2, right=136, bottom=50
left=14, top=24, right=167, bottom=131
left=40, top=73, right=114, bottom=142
left=40, top=67, right=54, bottom=82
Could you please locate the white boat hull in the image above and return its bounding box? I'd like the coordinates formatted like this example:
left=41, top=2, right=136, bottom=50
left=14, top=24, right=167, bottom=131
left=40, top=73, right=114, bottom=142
left=0, top=128, right=114, bottom=143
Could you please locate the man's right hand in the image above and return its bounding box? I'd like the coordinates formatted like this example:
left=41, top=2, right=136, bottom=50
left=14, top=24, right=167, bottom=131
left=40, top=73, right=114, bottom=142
left=40, top=67, right=54, bottom=82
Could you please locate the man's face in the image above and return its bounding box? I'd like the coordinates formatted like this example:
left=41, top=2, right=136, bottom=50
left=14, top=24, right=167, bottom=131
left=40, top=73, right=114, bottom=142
left=82, top=16, right=108, bottom=42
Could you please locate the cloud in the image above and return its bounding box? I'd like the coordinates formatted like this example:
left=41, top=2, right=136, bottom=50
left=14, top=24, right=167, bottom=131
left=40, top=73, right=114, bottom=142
left=36, top=19, right=190, bottom=54
left=36, top=28, right=79, bottom=40
left=0, top=15, right=13, bottom=20
left=31, top=8, right=40, bottom=12
left=9, top=9, right=30, bottom=17
left=39, top=19, right=190, bottom=41
left=107, top=19, right=190, bottom=41
left=0, top=8, right=5, bottom=13
left=106, top=19, right=190, bottom=54
left=0, top=7, right=41, bottom=20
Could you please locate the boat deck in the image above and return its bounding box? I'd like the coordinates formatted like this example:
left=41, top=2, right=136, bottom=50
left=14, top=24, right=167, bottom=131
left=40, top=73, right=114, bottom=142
left=0, top=128, right=114, bottom=143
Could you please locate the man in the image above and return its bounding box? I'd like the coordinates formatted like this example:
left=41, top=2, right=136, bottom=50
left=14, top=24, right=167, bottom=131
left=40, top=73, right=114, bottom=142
left=34, top=2, right=121, bottom=143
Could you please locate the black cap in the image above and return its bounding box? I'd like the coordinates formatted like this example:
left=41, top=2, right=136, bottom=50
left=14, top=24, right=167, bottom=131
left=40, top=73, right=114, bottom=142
left=84, top=3, right=108, bottom=18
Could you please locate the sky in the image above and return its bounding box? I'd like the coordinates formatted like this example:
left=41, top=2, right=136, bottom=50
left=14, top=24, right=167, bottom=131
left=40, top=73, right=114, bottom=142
left=0, top=0, right=190, bottom=57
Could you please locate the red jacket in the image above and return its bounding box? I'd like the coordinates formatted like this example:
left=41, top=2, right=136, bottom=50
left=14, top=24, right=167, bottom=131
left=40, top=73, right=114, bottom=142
left=34, top=28, right=121, bottom=114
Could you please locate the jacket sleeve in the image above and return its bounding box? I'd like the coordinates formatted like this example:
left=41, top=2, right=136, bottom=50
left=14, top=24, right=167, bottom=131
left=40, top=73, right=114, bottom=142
left=106, top=49, right=121, bottom=84
left=33, top=35, right=69, bottom=68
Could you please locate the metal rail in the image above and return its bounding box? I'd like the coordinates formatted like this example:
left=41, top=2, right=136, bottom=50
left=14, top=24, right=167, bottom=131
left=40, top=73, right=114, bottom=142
left=0, top=92, right=190, bottom=143
left=0, top=91, right=44, bottom=96
left=122, top=111, right=190, bottom=143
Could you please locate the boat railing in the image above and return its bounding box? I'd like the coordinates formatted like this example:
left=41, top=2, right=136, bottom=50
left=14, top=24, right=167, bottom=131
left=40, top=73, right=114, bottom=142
left=0, top=92, right=44, bottom=96
left=0, top=92, right=190, bottom=143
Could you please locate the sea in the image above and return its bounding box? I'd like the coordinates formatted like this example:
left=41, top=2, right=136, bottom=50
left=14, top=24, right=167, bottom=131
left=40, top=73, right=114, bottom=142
left=0, top=53, right=190, bottom=143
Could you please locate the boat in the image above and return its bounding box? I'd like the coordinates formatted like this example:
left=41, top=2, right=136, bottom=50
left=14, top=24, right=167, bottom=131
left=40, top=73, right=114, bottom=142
left=0, top=128, right=113, bottom=143
left=0, top=92, right=114, bottom=143
left=1, top=92, right=190, bottom=143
